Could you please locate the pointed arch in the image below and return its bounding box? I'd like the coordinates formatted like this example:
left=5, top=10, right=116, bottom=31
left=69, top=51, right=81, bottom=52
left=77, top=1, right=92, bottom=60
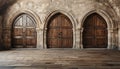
left=83, top=13, right=108, bottom=48
left=13, top=13, right=36, bottom=28
left=44, top=11, right=76, bottom=48
left=80, top=10, right=114, bottom=49
left=4, top=10, right=42, bottom=49
left=81, top=11, right=113, bottom=29
left=12, top=13, right=37, bottom=48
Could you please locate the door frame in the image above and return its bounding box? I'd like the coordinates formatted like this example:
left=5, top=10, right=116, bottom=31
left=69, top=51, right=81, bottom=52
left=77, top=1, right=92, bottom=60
left=46, top=13, right=73, bottom=48
left=80, top=10, right=114, bottom=49
left=44, top=10, right=77, bottom=49
left=9, top=10, right=41, bottom=49
left=82, top=13, right=108, bottom=48
left=12, top=14, right=37, bottom=48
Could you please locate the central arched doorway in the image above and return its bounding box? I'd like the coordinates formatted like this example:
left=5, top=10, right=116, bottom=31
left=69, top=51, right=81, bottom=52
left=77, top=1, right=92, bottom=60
left=12, top=14, right=37, bottom=48
left=47, top=13, right=73, bottom=48
left=83, top=13, right=108, bottom=48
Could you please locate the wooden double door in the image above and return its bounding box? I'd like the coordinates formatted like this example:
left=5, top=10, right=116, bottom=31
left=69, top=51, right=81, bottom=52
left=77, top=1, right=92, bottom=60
left=47, top=13, right=73, bottom=48
left=83, top=13, right=108, bottom=48
left=12, top=14, right=37, bottom=48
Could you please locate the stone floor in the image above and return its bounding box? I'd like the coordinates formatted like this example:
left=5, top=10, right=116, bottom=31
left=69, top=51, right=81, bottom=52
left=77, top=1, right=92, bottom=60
left=0, top=48, right=120, bottom=69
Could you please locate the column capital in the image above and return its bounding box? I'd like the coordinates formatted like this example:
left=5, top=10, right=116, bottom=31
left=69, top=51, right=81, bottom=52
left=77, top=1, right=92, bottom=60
left=108, top=28, right=118, bottom=32
left=36, top=28, right=45, bottom=31
left=80, top=28, right=84, bottom=32
left=76, top=28, right=83, bottom=31
left=107, top=28, right=114, bottom=33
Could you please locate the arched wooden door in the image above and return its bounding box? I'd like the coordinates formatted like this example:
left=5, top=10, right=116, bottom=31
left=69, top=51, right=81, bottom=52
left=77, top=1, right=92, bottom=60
left=12, top=14, right=37, bottom=48
left=83, top=13, right=108, bottom=48
left=47, top=13, right=73, bottom=48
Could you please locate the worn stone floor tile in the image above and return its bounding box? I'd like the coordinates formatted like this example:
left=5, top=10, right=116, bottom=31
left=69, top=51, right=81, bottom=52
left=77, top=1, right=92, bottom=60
left=0, top=49, right=120, bottom=69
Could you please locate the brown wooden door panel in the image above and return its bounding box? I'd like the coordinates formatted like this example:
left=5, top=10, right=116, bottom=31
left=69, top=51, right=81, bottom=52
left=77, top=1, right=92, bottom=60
left=26, top=28, right=36, bottom=36
left=13, top=38, right=24, bottom=48
left=96, top=38, right=107, bottom=44
left=61, top=18, right=72, bottom=27
left=47, top=29, right=59, bottom=38
left=83, top=13, right=108, bottom=48
left=95, top=29, right=106, bottom=36
left=48, top=16, right=59, bottom=27
left=83, top=38, right=94, bottom=45
left=26, top=38, right=36, bottom=46
left=47, top=39, right=60, bottom=48
left=62, top=39, right=73, bottom=48
left=47, top=13, right=73, bottom=48
left=13, top=38, right=23, bottom=45
left=83, top=29, right=94, bottom=36
left=61, top=29, right=73, bottom=37
left=12, top=14, right=36, bottom=48
left=13, top=28, right=23, bottom=36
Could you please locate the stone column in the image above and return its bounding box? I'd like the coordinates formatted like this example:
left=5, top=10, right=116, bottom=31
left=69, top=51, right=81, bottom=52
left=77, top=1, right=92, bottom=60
left=118, top=28, right=120, bottom=50
left=114, top=28, right=119, bottom=49
left=107, top=28, right=114, bottom=49
left=80, top=28, right=83, bottom=49
left=73, top=28, right=79, bottom=49
left=74, top=28, right=83, bottom=49
left=43, top=28, right=47, bottom=49
left=36, top=28, right=44, bottom=49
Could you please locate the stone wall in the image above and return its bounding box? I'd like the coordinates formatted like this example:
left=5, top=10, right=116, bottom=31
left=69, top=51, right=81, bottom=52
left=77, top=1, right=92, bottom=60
left=2, top=0, right=120, bottom=49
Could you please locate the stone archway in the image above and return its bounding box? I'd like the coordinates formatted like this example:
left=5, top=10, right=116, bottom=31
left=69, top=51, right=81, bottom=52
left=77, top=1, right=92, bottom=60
left=12, top=13, right=37, bottom=48
left=46, top=13, right=73, bottom=48
left=80, top=10, right=114, bottom=49
left=5, top=10, right=41, bottom=49
left=83, top=13, right=108, bottom=48
left=44, top=10, right=77, bottom=49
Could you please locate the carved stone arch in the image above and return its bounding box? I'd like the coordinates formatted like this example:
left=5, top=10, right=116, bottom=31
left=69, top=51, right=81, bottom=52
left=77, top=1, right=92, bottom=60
left=44, top=10, right=77, bottom=48
left=12, top=13, right=37, bottom=48
left=45, top=10, right=76, bottom=30
left=80, top=10, right=115, bottom=49
left=81, top=10, right=114, bottom=29
left=12, top=13, right=36, bottom=27
left=7, top=10, right=41, bottom=29
left=5, top=10, right=42, bottom=49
